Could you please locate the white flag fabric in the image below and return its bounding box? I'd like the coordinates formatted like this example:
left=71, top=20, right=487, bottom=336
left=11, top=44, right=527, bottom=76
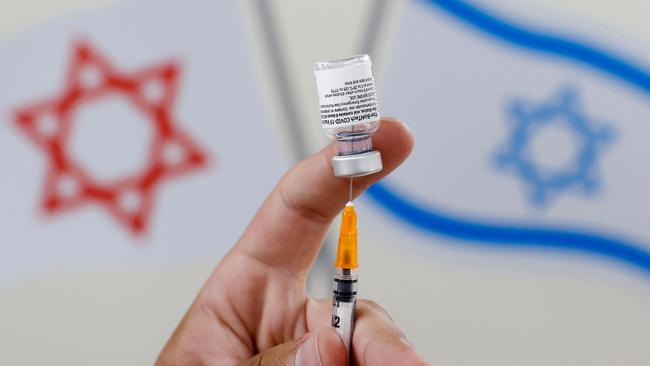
left=0, top=0, right=287, bottom=288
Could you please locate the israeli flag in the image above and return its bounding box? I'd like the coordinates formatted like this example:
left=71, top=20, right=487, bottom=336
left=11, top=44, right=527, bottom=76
left=0, top=0, right=286, bottom=287
left=368, top=0, right=650, bottom=276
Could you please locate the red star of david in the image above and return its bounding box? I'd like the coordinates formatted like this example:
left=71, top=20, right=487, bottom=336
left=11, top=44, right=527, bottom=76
left=13, top=41, right=208, bottom=234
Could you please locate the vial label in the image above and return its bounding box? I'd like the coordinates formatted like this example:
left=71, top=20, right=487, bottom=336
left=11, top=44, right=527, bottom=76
left=314, top=63, right=380, bottom=129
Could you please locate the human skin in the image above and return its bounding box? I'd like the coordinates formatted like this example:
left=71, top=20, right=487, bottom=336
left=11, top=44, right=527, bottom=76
left=156, top=118, right=429, bottom=365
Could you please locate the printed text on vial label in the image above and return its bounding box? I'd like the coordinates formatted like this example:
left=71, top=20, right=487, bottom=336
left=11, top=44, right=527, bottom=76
left=320, top=77, right=379, bottom=127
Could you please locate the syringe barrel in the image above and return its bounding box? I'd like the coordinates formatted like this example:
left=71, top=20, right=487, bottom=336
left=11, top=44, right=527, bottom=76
left=332, top=269, right=357, bottom=356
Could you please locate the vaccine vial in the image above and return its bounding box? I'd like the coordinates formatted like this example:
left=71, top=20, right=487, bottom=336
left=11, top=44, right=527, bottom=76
left=314, top=54, right=382, bottom=177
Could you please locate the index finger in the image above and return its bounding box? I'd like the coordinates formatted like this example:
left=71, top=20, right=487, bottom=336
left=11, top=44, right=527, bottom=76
left=233, top=117, right=413, bottom=275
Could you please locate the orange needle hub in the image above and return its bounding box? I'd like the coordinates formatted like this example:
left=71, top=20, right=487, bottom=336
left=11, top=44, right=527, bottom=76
left=335, top=202, right=358, bottom=269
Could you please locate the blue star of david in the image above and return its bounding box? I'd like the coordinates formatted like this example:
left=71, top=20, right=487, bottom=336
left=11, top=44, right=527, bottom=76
left=494, top=87, right=615, bottom=207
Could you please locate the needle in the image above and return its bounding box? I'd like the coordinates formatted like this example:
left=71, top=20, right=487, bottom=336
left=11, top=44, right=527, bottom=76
left=348, top=177, right=353, bottom=202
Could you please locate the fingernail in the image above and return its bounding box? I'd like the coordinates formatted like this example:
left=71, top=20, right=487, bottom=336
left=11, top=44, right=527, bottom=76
left=295, top=328, right=322, bottom=366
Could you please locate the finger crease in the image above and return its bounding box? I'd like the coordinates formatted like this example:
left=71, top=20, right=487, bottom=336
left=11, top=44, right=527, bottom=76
left=278, top=183, right=330, bottom=225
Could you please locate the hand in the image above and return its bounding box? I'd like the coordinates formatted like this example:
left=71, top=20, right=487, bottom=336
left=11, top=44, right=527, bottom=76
left=156, top=118, right=427, bottom=365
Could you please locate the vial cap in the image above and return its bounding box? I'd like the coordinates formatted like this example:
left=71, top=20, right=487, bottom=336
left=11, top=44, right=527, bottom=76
left=332, top=150, right=382, bottom=178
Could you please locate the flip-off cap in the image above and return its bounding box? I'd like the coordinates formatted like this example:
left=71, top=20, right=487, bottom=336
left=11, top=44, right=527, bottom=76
left=332, top=150, right=382, bottom=178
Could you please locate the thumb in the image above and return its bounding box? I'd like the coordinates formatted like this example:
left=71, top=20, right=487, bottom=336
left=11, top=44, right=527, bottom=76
left=240, top=327, right=347, bottom=366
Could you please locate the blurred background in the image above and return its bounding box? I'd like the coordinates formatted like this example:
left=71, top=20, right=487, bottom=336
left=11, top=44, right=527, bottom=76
left=1, top=0, right=650, bottom=365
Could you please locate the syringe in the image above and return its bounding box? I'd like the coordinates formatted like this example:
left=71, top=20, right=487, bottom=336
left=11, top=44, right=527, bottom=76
left=314, top=54, right=382, bottom=363
left=332, top=199, right=358, bottom=363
